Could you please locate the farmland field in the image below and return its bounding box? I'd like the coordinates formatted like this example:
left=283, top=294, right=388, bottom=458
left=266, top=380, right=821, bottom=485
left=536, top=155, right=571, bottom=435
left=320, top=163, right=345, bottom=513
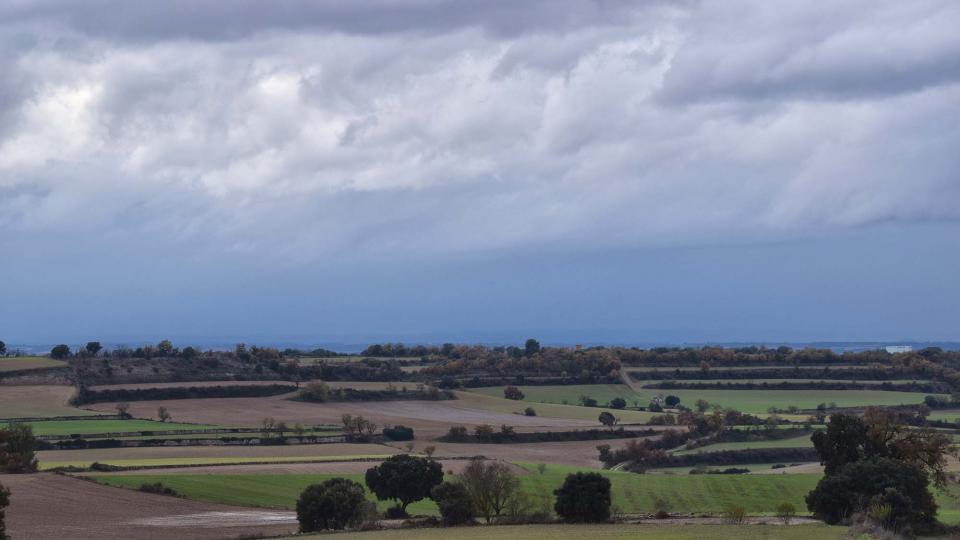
left=6, top=418, right=222, bottom=436
left=291, top=523, right=849, bottom=540
left=635, top=378, right=935, bottom=385
left=465, top=385, right=943, bottom=414
left=38, top=443, right=396, bottom=468
left=90, top=463, right=960, bottom=521
left=672, top=433, right=814, bottom=455
left=0, top=385, right=93, bottom=418
left=452, top=390, right=655, bottom=423
left=0, top=356, right=67, bottom=372
left=86, top=465, right=823, bottom=516
left=43, top=453, right=396, bottom=470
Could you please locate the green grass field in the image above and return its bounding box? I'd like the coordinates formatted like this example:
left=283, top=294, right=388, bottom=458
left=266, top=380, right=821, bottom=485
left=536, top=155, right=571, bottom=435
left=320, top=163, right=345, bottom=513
left=638, top=379, right=934, bottom=385
left=0, top=356, right=67, bottom=372
left=467, top=384, right=637, bottom=407
left=86, top=462, right=960, bottom=523
left=452, top=390, right=655, bottom=423
left=465, top=385, right=941, bottom=414
left=672, top=433, right=814, bottom=455
left=87, top=464, right=821, bottom=516
left=42, top=454, right=394, bottom=470
left=4, top=418, right=222, bottom=437
left=290, top=523, right=849, bottom=540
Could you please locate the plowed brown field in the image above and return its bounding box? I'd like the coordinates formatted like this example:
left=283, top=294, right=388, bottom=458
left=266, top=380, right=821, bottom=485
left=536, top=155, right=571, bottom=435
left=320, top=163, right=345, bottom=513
left=0, top=473, right=297, bottom=539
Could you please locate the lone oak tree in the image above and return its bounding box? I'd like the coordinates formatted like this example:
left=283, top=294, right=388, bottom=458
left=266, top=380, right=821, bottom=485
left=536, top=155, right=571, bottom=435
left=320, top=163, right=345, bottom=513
left=365, top=454, right=443, bottom=514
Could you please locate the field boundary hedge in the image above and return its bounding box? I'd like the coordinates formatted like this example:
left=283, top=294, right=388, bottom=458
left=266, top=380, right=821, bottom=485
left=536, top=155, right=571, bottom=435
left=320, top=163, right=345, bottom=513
left=641, top=381, right=949, bottom=393
left=70, top=383, right=298, bottom=405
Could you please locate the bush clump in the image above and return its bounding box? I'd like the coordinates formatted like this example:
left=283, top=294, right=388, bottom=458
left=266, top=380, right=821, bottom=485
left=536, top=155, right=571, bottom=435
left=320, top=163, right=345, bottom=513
left=296, top=478, right=368, bottom=532
left=138, top=482, right=179, bottom=497
left=553, top=472, right=611, bottom=523
left=382, top=425, right=415, bottom=441
left=432, top=482, right=475, bottom=526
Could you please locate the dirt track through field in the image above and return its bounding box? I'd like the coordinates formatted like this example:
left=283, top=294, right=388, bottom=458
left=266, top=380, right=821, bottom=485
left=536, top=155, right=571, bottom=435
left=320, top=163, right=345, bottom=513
left=0, top=472, right=297, bottom=539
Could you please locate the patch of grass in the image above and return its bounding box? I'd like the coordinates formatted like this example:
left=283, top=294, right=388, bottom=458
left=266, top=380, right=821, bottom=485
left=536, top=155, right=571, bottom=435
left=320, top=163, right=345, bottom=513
left=289, top=523, right=849, bottom=540
left=86, top=466, right=821, bottom=516
left=465, top=385, right=941, bottom=414
left=41, top=454, right=394, bottom=470
left=4, top=418, right=222, bottom=437
left=672, top=433, right=815, bottom=455
left=86, top=464, right=960, bottom=524
left=0, top=356, right=67, bottom=372
left=452, top=390, right=654, bottom=423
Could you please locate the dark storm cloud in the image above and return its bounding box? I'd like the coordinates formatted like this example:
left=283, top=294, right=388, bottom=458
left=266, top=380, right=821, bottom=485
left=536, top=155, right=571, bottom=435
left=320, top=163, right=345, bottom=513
left=0, top=0, right=670, bottom=41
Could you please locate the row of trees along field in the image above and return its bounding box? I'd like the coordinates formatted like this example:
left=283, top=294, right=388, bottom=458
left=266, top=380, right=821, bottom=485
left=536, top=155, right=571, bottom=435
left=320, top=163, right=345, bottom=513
left=295, top=454, right=612, bottom=532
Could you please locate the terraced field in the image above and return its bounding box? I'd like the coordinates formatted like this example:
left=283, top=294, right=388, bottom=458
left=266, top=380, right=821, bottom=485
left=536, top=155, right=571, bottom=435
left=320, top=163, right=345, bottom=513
left=0, top=385, right=93, bottom=418
left=672, top=433, right=814, bottom=455
left=38, top=443, right=396, bottom=469
left=291, top=523, right=849, bottom=540
left=466, top=384, right=942, bottom=414
left=86, top=464, right=825, bottom=516
left=5, top=418, right=222, bottom=436
left=0, top=356, right=67, bottom=372
left=44, top=453, right=396, bottom=470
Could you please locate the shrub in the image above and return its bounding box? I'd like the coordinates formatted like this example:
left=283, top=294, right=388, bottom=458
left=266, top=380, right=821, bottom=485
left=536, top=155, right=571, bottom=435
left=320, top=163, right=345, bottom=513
left=665, top=395, right=681, bottom=407
left=524, top=407, right=537, bottom=417
left=776, top=502, right=796, bottom=525
left=365, top=455, right=444, bottom=513
left=609, top=397, right=626, bottom=409
left=0, top=481, right=9, bottom=540
left=383, top=425, right=415, bottom=441
left=723, top=504, right=746, bottom=524
left=138, top=482, right=178, bottom=497
left=299, top=381, right=331, bottom=402
left=460, top=458, right=520, bottom=523
left=805, top=457, right=936, bottom=527
left=553, top=472, right=611, bottom=523
left=296, top=478, right=368, bottom=532
left=431, top=481, right=474, bottom=526
left=446, top=426, right=468, bottom=441
left=503, top=386, right=524, bottom=400
left=384, top=505, right=408, bottom=519
left=0, top=424, right=38, bottom=473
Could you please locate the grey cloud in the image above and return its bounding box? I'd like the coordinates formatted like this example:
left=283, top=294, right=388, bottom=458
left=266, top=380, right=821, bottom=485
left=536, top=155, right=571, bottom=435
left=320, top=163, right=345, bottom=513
left=0, top=1, right=958, bottom=263
left=1, top=0, right=670, bottom=41
left=659, top=0, right=960, bottom=103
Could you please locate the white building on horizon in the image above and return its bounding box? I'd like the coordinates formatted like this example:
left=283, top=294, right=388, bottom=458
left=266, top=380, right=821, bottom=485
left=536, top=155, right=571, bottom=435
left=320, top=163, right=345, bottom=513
left=885, top=345, right=913, bottom=354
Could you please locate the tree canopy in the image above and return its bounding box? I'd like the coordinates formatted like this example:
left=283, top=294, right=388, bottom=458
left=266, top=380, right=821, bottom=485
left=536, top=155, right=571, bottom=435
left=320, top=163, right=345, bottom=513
left=295, top=478, right=368, bottom=532
left=364, top=454, right=443, bottom=512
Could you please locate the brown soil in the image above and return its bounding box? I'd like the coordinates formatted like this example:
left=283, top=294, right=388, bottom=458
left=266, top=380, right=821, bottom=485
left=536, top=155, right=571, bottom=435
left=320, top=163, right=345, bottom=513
left=83, top=458, right=527, bottom=476
left=84, top=396, right=593, bottom=439
left=0, top=472, right=297, bottom=539
left=89, top=380, right=301, bottom=390
left=0, top=385, right=90, bottom=418
left=38, top=443, right=397, bottom=464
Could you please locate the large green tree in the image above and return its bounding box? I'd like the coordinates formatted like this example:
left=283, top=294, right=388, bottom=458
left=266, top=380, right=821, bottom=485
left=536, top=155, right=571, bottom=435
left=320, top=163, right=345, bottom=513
left=554, top=472, right=612, bottom=523
left=0, top=424, right=38, bottom=473
left=295, top=478, right=367, bottom=532
left=806, top=457, right=936, bottom=526
left=365, top=454, right=443, bottom=513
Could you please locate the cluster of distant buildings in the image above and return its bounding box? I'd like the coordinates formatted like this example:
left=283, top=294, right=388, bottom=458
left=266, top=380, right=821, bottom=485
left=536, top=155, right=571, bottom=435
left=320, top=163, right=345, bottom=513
left=884, top=345, right=913, bottom=354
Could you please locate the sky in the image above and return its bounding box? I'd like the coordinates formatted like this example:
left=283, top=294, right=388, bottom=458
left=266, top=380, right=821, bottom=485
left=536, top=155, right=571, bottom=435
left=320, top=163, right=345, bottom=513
left=1, top=1, right=959, bottom=347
